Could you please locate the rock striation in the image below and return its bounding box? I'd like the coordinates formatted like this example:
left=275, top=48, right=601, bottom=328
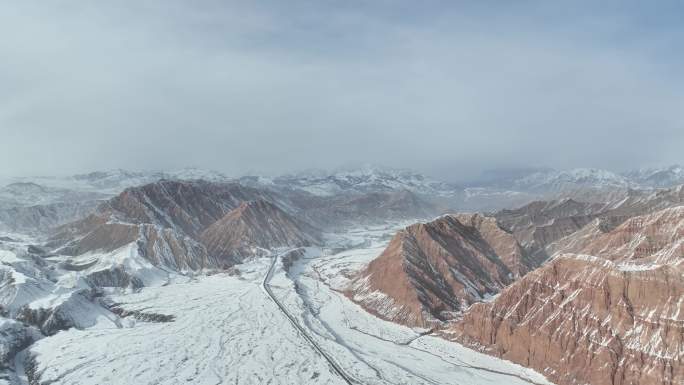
left=446, top=206, right=684, bottom=385
left=200, top=200, right=320, bottom=264
left=49, top=180, right=317, bottom=273
left=348, top=214, right=535, bottom=327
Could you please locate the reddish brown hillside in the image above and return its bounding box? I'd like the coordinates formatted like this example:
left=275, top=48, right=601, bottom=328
left=348, top=214, right=534, bottom=327
left=447, top=206, right=684, bottom=385
left=200, top=200, right=319, bottom=263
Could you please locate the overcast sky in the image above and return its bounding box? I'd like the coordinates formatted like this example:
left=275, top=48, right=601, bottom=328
left=1, top=0, right=682, bottom=180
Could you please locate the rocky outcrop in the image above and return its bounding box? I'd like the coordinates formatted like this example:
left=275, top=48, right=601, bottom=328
left=15, top=290, right=115, bottom=336
left=48, top=180, right=284, bottom=270
left=348, top=214, right=534, bottom=327
left=108, top=307, right=175, bottom=323
left=446, top=206, right=684, bottom=385
left=200, top=200, right=319, bottom=264
left=84, top=266, right=145, bottom=289
left=0, top=318, right=35, bottom=369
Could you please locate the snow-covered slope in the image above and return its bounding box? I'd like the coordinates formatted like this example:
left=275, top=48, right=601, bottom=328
left=0, top=236, right=161, bottom=380
left=25, top=260, right=344, bottom=385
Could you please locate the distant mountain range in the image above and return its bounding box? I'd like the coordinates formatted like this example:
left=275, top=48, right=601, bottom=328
left=1, top=164, right=682, bottom=234
left=2, top=164, right=683, bottom=204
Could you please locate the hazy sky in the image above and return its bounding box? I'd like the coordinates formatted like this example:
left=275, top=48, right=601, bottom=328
left=1, top=0, right=682, bottom=180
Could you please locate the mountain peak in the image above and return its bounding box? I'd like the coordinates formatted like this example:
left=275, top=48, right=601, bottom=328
left=199, top=199, right=319, bottom=263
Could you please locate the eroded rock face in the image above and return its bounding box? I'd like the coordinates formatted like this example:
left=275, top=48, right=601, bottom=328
left=453, top=213, right=543, bottom=276
left=446, top=207, right=684, bottom=385
left=48, top=180, right=281, bottom=271
left=96, top=180, right=275, bottom=238
left=200, top=200, right=319, bottom=264
left=348, top=214, right=533, bottom=327
left=84, top=266, right=144, bottom=289
left=549, top=205, right=684, bottom=263
left=136, top=225, right=211, bottom=270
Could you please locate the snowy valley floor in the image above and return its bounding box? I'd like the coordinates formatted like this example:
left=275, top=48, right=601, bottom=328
left=23, top=224, right=553, bottom=385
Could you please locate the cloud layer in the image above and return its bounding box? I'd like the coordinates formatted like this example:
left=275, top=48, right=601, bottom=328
left=1, top=1, right=682, bottom=180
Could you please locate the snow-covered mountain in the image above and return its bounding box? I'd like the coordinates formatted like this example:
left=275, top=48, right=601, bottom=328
left=471, top=165, right=684, bottom=192
left=3, top=164, right=682, bottom=210
left=241, top=164, right=462, bottom=198
left=0, top=169, right=235, bottom=234
left=2, top=165, right=682, bottom=237
left=2, top=168, right=231, bottom=196
left=461, top=165, right=684, bottom=209
left=0, top=182, right=107, bottom=209
left=622, top=164, right=684, bottom=188
left=512, top=168, right=632, bottom=191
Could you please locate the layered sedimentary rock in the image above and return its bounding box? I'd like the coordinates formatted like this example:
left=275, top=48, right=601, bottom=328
left=549, top=205, right=684, bottom=262
left=494, top=185, right=684, bottom=260
left=446, top=206, right=684, bottom=385
left=95, top=179, right=275, bottom=237
left=49, top=180, right=314, bottom=272
left=200, top=200, right=319, bottom=263
left=348, top=214, right=534, bottom=327
left=452, top=213, right=544, bottom=276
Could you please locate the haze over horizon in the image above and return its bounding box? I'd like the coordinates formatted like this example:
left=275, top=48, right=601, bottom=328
left=1, top=1, right=683, bottom=180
